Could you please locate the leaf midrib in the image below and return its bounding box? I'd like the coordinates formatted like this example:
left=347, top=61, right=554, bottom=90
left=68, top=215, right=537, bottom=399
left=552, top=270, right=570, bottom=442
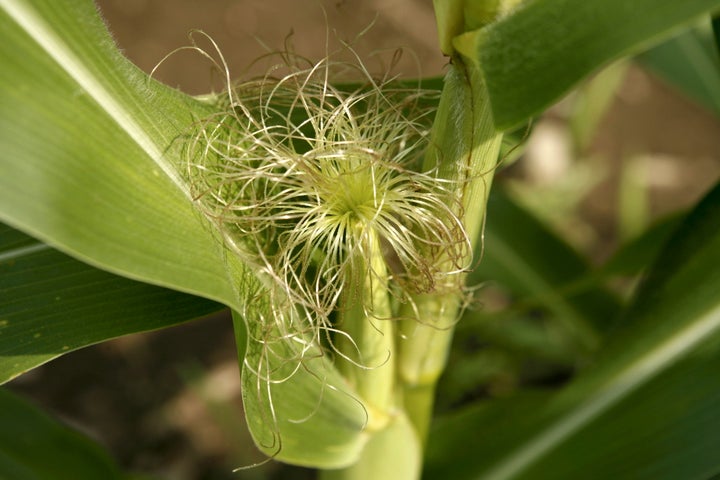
left=0, top=0, right=190, bottom=199
left=0, top=242, right=50, bottom=263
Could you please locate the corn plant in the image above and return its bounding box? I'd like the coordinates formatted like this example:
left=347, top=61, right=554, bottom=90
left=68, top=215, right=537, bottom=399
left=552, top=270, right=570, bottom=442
left=2, top=0, right=720, bottom=479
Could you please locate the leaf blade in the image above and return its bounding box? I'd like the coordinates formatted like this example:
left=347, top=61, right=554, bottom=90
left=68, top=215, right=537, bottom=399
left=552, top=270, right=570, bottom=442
left=474, top=188, right=622, bottom=346
left=0, top=3, right=371, bottom=467
left=0, top=222, right=224, bottom=384
left=427, top=180, right=720, bottom=479
left=0, top=387, right=125, bottom=480
left=455, top=0, right=720, bottom=129
left=638, top=21, right=720, bottom=115
left=0, top=0, right=239, bottom=304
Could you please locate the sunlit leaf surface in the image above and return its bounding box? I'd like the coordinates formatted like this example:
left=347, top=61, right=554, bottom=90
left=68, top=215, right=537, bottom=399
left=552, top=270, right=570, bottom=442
left=455, top=0, right=720, bottom=129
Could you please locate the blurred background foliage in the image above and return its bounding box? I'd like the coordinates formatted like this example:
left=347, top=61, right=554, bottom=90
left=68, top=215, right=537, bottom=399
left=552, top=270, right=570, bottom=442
left=4, top=1, right=720, bottom=479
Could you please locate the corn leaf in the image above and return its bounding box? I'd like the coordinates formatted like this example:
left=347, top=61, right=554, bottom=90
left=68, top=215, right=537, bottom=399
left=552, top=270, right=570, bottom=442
left=472, top=188, right=622, bottom=349
left=0, top=222, right=223, bottom=384
left=0, top=0, right=239, bottom=304
left=598, top=212, right=685, bottom=278
left=0, top=0, right=367, bottom=467
left=638, top=21, right=720, bottom=116
left=454, top=0, right=720, bottom=129
left=426, top=180, right=720, bottom=479
left=0, top=387, right=126, bottom=480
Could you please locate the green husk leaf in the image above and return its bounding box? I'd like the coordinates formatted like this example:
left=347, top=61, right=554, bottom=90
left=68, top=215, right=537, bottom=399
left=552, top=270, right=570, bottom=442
left=320, top=412, right=420, bottom=480
left=232, top=311, right=367, bottom=469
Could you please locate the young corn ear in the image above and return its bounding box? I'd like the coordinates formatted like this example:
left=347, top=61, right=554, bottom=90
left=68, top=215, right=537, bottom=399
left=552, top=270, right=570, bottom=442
left=180, top=42, right=472, bottom=465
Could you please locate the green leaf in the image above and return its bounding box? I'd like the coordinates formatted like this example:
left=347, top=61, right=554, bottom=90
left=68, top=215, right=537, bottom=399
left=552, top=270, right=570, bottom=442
left=454, top=0, right=720, bottom=129
left=454, top=310, right=582, bottom=367
left=569, top=59, right=630, bottom=151
left=0, top=222, right=223, bottom=384
left=0, top=0, right=240, bottom=304
left=426, top=392, right=554, bottom=479
left=599, top=212, right=685, bottom=278
left=0, top=1, right=368, bottom=468
left=638, top=21, right=720, bottom=115
left=473, top=188, right=622, bottom=350
left=0, top=387, right=125, bottom=480
left=498, top=121, right=532, bottom=166
left=426, top=180, right=720, bottom=479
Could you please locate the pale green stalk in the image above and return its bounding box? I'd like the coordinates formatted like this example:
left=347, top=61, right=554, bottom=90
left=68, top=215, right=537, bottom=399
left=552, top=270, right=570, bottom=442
left=320, top=412, right=421, bottom=480
left=336, top=229, right=396, bottom=431
left=324, top=231, right=424, bottom=479
left=328, top=2, right=511, bottom=475
left=398, top=55, right=504, bottom=444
